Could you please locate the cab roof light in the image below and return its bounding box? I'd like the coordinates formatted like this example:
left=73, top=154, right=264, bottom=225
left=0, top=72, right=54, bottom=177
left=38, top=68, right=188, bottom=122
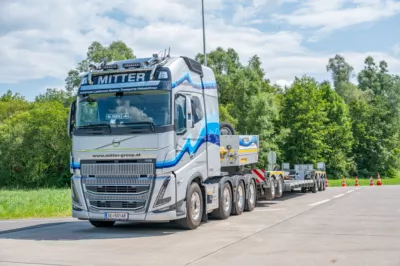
left=102, top=64, right=118, bottom=70
left=122, top=63, right=142, bottom=69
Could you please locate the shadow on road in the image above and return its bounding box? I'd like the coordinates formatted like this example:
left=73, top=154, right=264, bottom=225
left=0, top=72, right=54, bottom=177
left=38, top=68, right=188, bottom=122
left=0, top=221, right=184, bottom=241
left=256, top=190, right=306, bottom=206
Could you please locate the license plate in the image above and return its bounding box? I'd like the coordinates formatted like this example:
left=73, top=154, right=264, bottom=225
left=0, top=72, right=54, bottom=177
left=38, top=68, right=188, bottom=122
left=104, top=212, right=129, bottom=220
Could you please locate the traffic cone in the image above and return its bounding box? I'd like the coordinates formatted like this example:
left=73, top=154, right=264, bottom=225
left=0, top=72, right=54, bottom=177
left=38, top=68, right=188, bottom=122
left=377, top=172, right=382, bottom=186
left=355, top=176, right=359, bottom=187
left=369, top=176, right=374, bottom=186
left=341, top=176, right=346, bottom=187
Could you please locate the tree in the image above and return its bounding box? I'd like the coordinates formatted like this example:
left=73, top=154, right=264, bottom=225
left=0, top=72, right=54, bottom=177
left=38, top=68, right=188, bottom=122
left=319, top=81, right=355, bottom=176
left=65, top=41, right=135, bottom=93
left=280, top=76, right=328, bottom=165
left=326, top=54, right=354, bottom=88
left=0, top=90, right=29, bottom=123
left=35, top=88, right=74, bottom=107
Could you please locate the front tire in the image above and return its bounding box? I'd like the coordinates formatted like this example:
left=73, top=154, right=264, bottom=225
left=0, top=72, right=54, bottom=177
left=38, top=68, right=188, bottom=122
left=89, top=220, right=115, bottom=228
left=175, top=182, right=203, bottom=230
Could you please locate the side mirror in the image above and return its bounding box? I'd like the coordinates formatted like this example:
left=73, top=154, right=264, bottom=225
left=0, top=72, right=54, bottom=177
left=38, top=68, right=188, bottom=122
left=67, top=101, right=76, bottom=138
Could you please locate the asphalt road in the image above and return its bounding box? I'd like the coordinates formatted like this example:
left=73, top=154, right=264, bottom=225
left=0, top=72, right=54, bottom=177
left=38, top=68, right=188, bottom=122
left=1, top=186, right=399, bottom=266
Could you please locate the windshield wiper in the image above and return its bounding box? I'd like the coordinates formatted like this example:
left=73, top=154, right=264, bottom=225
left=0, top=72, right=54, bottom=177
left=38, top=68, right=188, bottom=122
left=78, top=123, right=111, bottom=133
left=120, top=121, right=155, bottom=132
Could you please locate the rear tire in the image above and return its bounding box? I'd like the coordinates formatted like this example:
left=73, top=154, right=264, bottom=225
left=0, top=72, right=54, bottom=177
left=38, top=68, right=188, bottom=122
left=275, top=177, right=284, bottom=198
left=318, top=177, right=323, bottom=191
left=244, top=179, right=256, bottom=212
left=175, top=182, right=203, bottom=230
left=232, top=181, right=245, bottom=215
left=265, top=179, right=276, bottom=200
left=220, top=122, right=236, bottom=135
left=312, top=179, right=318, bottom=193
left=89, top=220, right=115, bottom=228
left=211, top=182, right=232, bottom=219
left=322, top=178, right=326, bottom=191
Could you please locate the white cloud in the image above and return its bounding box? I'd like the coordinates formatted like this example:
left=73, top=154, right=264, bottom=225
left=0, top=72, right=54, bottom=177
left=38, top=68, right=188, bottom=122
left=393, top=44, right=400, bottom=56
left=0, top=0, right=399, bottom=94
left=273, top=0, right=400, bottom=33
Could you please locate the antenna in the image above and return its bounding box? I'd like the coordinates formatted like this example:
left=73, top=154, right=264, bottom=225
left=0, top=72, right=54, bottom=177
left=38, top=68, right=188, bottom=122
left=164, top=48, right=167, bottom=60
left=168, top=47, right=171, bottom=58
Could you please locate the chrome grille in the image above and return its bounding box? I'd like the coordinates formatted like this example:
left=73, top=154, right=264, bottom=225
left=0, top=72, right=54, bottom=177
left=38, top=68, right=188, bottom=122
left=82, top=176, right=154, bottom=214
left=81, top=163, right=154, bottom=177
left=85, top=185, right=149, bottom=194
left=89, top=200, right=145, bottom=210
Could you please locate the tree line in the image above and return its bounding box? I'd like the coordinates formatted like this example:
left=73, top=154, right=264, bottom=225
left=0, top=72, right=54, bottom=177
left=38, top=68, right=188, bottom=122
left=1, top=41, right=399, bottom=188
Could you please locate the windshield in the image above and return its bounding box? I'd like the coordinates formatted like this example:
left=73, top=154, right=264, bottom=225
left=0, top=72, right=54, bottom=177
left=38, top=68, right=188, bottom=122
left=76, top=90, right=171, bottom=130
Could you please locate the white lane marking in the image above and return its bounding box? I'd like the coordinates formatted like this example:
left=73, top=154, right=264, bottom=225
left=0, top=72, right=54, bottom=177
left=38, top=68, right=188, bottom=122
left=254, top=208, right=286, bottom=212
left=347, top=190, right=354, bottom=194
left=333, top=194, right=345, bottom=199
left=309, top=199, right=330, bottom=207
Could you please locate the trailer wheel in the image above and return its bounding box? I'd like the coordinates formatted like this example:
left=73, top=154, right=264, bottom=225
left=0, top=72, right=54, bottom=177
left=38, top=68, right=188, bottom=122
left=318, top=176, right=323, bottom=191
left=322, top=178, right=326, bottom=191
left=265, top=179, right=276, bottom=200
left=275, top=177, right=284, bottom=198
left=211, top=182, right=232, bottom=219
left=312, top=179, right=318, bottom=193
left=89, top=220, right=115, bottom=228
left=175, top=182, right=203, bottom=230
left=220, top=122, right=236, bottom=135
left=244, top=179, right=256, bottom=212
left=232, top=181, right=245, bottom=215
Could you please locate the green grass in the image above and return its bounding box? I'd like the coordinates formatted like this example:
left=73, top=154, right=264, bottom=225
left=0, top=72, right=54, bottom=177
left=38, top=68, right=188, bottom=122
left=0, top=188, right=71, bottom=220
left=327, top=177, right=400, bottom=187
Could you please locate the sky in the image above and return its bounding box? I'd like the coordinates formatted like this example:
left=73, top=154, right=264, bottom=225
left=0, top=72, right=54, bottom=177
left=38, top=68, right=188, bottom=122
left=1, top=0, right=400, bottom=101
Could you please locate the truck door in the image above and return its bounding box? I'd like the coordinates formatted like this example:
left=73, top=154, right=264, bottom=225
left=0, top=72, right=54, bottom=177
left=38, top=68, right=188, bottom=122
left=174, top=94, right=194, bottom=169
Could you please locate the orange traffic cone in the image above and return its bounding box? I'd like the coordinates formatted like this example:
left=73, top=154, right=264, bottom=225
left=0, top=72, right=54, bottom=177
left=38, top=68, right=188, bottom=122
left=355, top=176, right=359, bottom=187
left=377, top=172, right=382, bottom=186
left=341, top=176, right=346, bottom=187
left=369, top=176, right=374, bottom=186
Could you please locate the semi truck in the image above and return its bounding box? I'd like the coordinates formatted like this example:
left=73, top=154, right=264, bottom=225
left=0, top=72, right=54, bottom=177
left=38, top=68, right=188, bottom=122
left=67, top=52, right=326, bottom=230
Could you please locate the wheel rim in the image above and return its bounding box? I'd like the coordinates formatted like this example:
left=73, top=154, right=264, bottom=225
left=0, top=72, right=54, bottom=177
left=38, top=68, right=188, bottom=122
left=237, top=184, right=244, bottom=210
left=223, top=187, right=231, bottom=213
left=249, top=182, right=255, bottom=206
left=191, top=191, right=201, bottom=221
left=279, top=181, right=283, bottom=194
left=220, top=128, right=232, bottom=135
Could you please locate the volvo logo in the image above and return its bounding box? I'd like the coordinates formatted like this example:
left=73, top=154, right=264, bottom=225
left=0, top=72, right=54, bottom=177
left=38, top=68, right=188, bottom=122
left=112, top=138, right=121, bottom=147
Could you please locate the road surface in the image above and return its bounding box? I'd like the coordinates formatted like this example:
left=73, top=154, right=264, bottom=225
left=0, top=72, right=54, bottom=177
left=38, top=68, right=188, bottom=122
left=1, top=186, right=399, bottom=266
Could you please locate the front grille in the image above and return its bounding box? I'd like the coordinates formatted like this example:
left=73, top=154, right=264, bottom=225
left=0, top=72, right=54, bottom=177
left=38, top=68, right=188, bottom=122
left=90, top=200, right=146, bottom=210
left=81, top=163, right=154, bottom=177
left=86, top=185, right=149, bottom=194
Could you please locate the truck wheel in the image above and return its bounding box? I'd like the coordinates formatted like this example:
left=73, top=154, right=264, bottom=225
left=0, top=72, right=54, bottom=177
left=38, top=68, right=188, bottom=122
left=265, top=179, right=275, bottom=200
left=232, top=181, right=245, bottom=215
left=89, top=220, right=115, bottom=228
left=175, top=182, right=203, bottom=230
left=220, top=122, right=235, bottom=135
left=318, top=178, right=323, bottom=191
left=301, top=187, right=307, bottom=193
left=211, top=182, right=232, bottom=219
left=322, top=178, right=326, bottom=191
left=244, top=179, right=256, bottom=212
left=312, top=179, right=318, bottom=193
left=275, top=178, right=284, bottom=198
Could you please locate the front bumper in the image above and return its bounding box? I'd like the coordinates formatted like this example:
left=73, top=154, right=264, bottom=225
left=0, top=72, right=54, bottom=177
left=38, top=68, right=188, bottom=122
left=71, top=173, right=181, bottom=222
